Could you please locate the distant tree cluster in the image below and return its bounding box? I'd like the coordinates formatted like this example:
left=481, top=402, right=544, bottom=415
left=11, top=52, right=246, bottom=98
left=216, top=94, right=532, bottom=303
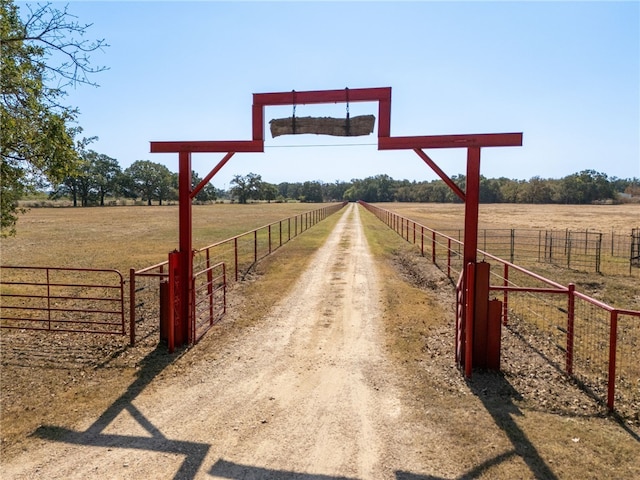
left=49, top=155, right=220, bottom=207
left=342, top=171, right=638, bottom=205
left=34, top=164, right=640, bottom=208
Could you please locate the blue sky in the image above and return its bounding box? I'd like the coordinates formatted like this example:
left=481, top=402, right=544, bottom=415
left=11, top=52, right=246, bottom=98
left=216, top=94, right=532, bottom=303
left=37, top=1, right=640, bottom=190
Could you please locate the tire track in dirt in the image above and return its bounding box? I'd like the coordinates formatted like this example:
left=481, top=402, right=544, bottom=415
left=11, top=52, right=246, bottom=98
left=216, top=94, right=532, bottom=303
left=2, top=203, right=436, bottom=479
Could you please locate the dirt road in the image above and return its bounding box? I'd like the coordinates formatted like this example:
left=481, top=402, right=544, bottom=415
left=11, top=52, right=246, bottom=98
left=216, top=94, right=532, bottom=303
left=3, top=203, right=439, bottom=479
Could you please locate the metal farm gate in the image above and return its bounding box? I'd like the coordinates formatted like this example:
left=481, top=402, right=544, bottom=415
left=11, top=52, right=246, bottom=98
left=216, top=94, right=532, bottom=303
left=0, top=266, right=125, bottom=335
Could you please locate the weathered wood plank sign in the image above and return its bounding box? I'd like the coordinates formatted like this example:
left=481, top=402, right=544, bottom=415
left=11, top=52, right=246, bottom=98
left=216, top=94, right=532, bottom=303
left=269, top=115, right=376, bottom=138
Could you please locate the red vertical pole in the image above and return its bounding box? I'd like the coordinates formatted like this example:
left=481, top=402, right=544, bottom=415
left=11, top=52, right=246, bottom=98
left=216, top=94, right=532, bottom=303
left=178, top=151, right=193, bottom=346
left=129, top=268, right=136, bottom=346
left=431, top=231, right=436, bottom=264
left=207, top=249, right=213, bottom=326
left=464, top=262, right=475, bottom=378
left=254, top=230, right=258, bottom=263
left=463, top=147, right=481, bottom=268
left=463, top=147, right=482, bottom=374
left=503, top=263, right=509, bottom=326
left=421, top=226, right=424, bottom=256
left=607, top=310, right=619, bottom=411
left=234, top=237, right=238, bottom=282
left=566, top=283, right=576, bottom=375
left=447, top=238, right=452, bottom=278
left=167, top=250, right=180, bottom=353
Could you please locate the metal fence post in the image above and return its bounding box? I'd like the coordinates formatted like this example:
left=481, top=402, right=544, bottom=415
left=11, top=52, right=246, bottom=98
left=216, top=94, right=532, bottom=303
left=234, top=237, right=239, bottom=282
left=510, top=228, right=515, bottom=264
left=129, top=268, right=136, bottom=346
left=447, top=238, right=452, bottom=278
left=432, top=231, right=436, bottom=264
left=254, top=230, right=258, bottom=263
left=607, top=310, right=619, bottom=411
left=566, top=283, right=576, bottom=375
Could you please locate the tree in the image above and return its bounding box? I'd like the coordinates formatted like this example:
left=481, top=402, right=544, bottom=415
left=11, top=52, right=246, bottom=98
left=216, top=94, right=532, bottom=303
left=230, top=173, right=262, bottom=204
left=260, top=182, right=279, bottom=203
left=92, top=152, right=121, bottom=206
left=191, top=171, right=217, bottom=203
left=125, top=160, right=174, bottom=205
left=1, top=0, right=108, bottom=235
left=299, top=181, right=323, bottom=203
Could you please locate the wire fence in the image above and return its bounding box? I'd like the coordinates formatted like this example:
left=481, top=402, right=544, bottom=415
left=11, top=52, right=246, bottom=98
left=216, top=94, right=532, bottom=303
left=359, top=201, right=640, bottom=420
left=434, top=227, right=638, bottom=276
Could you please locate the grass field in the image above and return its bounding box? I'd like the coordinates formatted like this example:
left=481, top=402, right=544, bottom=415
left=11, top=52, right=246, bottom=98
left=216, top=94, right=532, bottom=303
left=379, top=202, right=640, bottom=232
left=1, top=202, right=639, bottom=477
left=378, top=202, right=640, bottom=311
left=0, top=203, right=326, bottom=271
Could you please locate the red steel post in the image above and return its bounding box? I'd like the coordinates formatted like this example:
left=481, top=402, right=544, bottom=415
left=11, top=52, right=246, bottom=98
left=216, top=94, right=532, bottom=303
left=207, top=250, right=213, bottom=326
left=234, top=237, right=239, bottom=282
left=167, top=251, right=180, bottom=353
left=178, top=151, right=193, bottom=347
left=463, top=147, right=481, bottom=268
left=464, top=262, right=475, bottom=378
left=432, top=231, right=436, bottom=264
left=447, top=238, right=452, bottom=278
left=503, top=263, right=509, bottom=326
left=129, top=268, right=136, bottom=346
left=254, top=230, right=258, bottom=263
left=607, top=310, right=619, bottom=411
left=566, top=283, right=576, bottom=375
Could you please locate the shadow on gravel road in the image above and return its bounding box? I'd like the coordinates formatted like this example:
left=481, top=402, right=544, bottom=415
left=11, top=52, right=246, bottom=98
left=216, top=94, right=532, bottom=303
left=33, top=344, right=211, bottom=479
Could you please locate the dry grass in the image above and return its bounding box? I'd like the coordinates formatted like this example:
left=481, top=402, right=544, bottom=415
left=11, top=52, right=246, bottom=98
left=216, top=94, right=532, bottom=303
left=358, top=207, right=640, bottom=479
left=378, top=202, right=640, bottom=311
left=0, top=203, right=325, bottom=270
left=381, top=202, right=640, bottom=232
left=1, top=203, right=639, bottom=477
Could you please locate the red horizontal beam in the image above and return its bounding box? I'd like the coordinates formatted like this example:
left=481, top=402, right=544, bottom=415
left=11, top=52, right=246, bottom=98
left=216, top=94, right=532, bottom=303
left=378, top=133, right=523, bottom=150
left=150, top=140, right=264, bottom=153
left=253, top=87, right=391, bottom=106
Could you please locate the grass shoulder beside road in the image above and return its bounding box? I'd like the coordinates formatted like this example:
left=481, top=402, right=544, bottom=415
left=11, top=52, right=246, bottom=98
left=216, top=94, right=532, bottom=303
left=357, top=206, right=640, bottom=479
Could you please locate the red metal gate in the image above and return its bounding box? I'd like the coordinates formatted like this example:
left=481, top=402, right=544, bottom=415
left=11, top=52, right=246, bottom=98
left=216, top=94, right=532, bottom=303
left=0, top=266, right=125, bottom=335
left=193, top=261, right=226, bottom=344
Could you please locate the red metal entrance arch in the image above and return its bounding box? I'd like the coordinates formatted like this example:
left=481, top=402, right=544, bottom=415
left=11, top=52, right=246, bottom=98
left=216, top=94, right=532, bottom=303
left=150, top=87, right=522, bottom=375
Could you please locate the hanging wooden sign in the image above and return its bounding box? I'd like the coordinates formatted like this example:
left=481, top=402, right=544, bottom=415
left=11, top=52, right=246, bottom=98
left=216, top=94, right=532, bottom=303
left=269, top=115, right=376, bottom=138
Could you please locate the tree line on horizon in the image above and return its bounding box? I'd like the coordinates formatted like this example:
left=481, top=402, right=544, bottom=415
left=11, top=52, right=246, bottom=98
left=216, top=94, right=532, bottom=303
left=1, top=0, right=637, bottom=239
left=39, top=153, right=640, bottom=207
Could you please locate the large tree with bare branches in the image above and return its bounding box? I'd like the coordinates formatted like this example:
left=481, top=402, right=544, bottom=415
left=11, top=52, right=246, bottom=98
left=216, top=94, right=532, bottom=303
left=1, top=0, right=107, bottom=236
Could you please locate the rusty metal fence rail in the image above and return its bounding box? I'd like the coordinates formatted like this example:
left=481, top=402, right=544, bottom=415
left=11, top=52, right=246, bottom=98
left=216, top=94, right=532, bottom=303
left=359, top=201, right=640, bottom=417
left=130, top=202, right=347, bottom=346
left=0, top=266, right=125, bottom=335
